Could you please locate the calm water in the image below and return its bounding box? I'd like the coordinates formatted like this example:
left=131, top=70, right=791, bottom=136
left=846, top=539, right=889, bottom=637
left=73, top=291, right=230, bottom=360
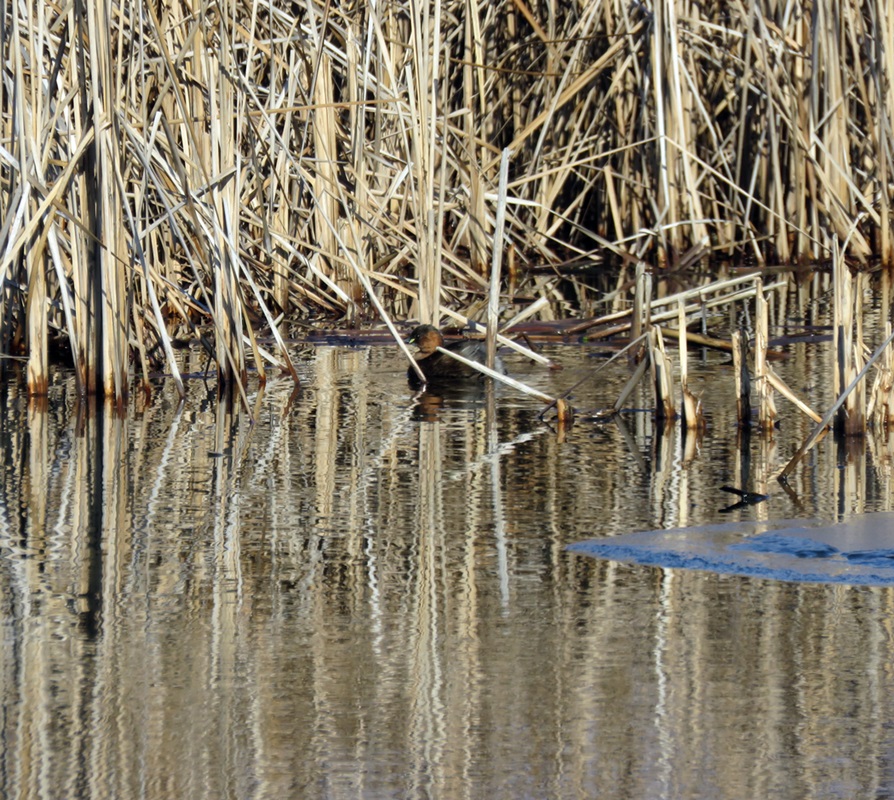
left=2, top=337, right=894, bottom=799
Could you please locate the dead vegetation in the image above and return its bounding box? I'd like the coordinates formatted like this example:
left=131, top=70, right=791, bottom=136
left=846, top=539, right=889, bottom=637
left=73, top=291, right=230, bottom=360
left=1, top=1, right=892, bottom=399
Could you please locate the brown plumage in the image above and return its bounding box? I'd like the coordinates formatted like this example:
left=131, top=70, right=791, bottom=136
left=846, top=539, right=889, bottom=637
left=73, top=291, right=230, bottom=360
left=406, top=325, right=489, bottom=386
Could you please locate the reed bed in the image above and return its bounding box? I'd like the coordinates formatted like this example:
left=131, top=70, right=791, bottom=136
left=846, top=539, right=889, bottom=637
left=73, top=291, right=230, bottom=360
left=2, top=0, right=894, bottom=397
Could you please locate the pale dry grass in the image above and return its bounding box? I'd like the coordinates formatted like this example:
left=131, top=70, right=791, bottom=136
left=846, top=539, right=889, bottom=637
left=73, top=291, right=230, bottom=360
left=1, top=1, right=892, bottom=397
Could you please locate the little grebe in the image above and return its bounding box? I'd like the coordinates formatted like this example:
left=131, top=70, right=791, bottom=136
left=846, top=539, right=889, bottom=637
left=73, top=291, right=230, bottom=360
left=407, top=324, right=489, bottom=386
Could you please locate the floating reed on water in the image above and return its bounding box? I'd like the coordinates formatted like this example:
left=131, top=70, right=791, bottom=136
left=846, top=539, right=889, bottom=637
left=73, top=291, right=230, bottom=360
left=3, top=1, right=894, bottom=398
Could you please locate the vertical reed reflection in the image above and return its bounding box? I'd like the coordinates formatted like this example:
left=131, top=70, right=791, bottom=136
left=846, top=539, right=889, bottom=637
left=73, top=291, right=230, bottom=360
left=0, top=342, right=894, bottom=797
left=409, top=417, right=446, bottom=795
left=487, top=384, right=510, bottom=608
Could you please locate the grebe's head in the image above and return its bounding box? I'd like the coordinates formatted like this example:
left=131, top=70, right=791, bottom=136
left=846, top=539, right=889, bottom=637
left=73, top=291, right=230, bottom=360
left=407, top=325, right=444, bottom=355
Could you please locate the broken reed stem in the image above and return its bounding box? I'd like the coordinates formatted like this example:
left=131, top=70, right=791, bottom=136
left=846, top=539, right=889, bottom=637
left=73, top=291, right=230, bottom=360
left=344, top=253, right=428, bottom=385
left=649, top=326, right=675, bottom=423
left=764, top=368, right=823, bottom=424
left=850, top=272, right=867, bottom=433
left=780, top=323, right=894, bottom=481
left=552, top=331, right=649, bottom=417
left=570, top=273, right=779, bottom=336
left=731, top=329, right=751, bottom=427
left=833, top=242, right=849, bottom=432
left=754, top=280, right=777, bottom=431
left=434, top=345, right=572, bottom=423
left=487, top=149, right=511, bottom=369
left=630, top=262, right=650, bottom=362
left=678, top=300, right=702, bottom=430
left=631, top=261, right=645, bottom=344
left=584, top=280, right=788, bottom=343
left=614, top=355, right=649, bottom=415
left=884, top=321, right=894, bottom=427
left=440, top=307, right=551, bottom=365
left=501, top=296, right=550, bottom=330
left=833, top=252, right=865, bottom=435
left=868, top=320, right=894, bottom=428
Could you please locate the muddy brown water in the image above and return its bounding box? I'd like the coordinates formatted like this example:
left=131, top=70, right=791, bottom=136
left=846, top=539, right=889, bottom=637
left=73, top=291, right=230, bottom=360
left=1, top=338, right=894, bottom=799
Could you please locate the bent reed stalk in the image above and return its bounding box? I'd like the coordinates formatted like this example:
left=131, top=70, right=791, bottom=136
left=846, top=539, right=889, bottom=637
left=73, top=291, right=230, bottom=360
left=2, top=1, right=893, bottom=398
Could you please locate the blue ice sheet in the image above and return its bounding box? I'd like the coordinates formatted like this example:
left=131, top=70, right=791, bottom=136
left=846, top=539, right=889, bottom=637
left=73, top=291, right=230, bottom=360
left=569, top=513, right=894, bottom=585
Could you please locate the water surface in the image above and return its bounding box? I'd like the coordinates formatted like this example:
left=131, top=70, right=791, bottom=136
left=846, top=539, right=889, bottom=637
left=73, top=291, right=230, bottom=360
left=1, top=339, right=894, bottom=799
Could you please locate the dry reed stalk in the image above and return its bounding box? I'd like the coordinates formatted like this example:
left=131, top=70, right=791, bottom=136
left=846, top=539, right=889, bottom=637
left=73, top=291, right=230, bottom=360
left=872, top=4, right=894, bottom=265
left=569, top=272, right=783, bottom=336
left=202, top=7, right=247, bottom=394
left=432, top=344, right=569, bottom=419
left=9, top=0, right=894, bottom=401
left=501, top=296, right=550, bottom=331
left=86, top=0, right=129, bottom=401
left=613, top=352, right=649, bottom=416
left=585, top=279, right=786, bottom=345
left=312, top=54, right=351, bottom=319
left=868, top=321, right=894, bottom=429
left=731, top=329, right=751, bottom=427
left=678, top=301, right=702, bottom=430
left=486, top=150, right=511, bottom=368
left=649, top=326, right=675, bottom=423
left=117, top=171, right=186, bottom=398
left=884, top=321, right=894, bottom=426
left=764, top=369, right=823, bottom=425
left=651, top=0, right=675, bottom=263
left=14, top=5, right=47, bottom=396
left=404, top=0, right=443, bottom=325
left=832, top=243, right=865, bottom=434
left=780, top=323, right=894, bottom=481
left=46, top=226, right=83, bottom=395
left=630, top=262, right=649, bottom=361
left=653, top=326, right=730, bottom=353
left=267, top=66, right=299, bottom=315
left=25, top=239, right=48, bottom=396
left=850, top=272, right=867, bottom=433
left=664, top=1, right=707, bottom=252
left=754, top=281, right=776, bottom=431
left=462, top=0, right=488, bottom=276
